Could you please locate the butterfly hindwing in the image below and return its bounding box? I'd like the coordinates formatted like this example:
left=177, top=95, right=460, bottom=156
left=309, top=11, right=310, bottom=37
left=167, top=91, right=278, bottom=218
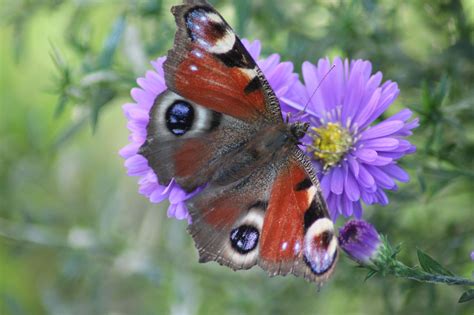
left=258, top=149, right=338, bottom=282
left=186, top=148, right=338, bottom=282
left=187, top=162, right=274, bottom=270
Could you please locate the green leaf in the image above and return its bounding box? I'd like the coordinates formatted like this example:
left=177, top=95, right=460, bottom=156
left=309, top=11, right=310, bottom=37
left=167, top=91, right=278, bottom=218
left=416, top=249, right=454, bottom=276
left=434, top=75, right=449, bottom=108
left=420, top=80, right=430, bottom=114
left=90, top=87, right=116, bottom=132
left=458, top=289, right=474, bottom=303
left=54, top=94, right=69, bottom=118
left=140, top=0, right=163, bottom=16
left=364, top=269, right=378, bottom=281
left=97, top=14, right=127, bottom=69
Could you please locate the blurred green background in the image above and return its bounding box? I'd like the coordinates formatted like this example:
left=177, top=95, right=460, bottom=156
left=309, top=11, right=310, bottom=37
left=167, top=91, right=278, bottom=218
left=1, top=0, right=473, bottom=314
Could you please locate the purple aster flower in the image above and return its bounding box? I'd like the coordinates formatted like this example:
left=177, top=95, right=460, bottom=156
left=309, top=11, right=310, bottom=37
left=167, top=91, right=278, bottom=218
left=120, top=39, right=299, bottom=221
left=338, top=219, right=381, bottom=264
left=282, top=57, right=419, bottom=220
left=471, top=251, right=474, bottom=261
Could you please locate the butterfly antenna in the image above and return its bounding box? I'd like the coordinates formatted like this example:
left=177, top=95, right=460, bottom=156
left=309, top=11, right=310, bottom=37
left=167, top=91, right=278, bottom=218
left=293, top=64, right=336, bottom=120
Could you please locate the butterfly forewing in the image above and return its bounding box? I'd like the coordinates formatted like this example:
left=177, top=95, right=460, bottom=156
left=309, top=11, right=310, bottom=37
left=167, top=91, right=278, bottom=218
left=140, top=90, right=259, bottom=192
left=164, top=0, right=282, bottom=123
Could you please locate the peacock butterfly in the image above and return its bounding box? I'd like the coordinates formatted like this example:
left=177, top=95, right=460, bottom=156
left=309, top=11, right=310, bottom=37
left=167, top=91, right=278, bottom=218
left=139, top=0, right=338, bottom=284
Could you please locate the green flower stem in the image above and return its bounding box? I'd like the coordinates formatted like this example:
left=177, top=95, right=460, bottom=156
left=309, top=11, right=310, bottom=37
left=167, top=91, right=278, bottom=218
left=363, top=236, right=474, bottom=288
left=379, top=260, right=474, bottom=286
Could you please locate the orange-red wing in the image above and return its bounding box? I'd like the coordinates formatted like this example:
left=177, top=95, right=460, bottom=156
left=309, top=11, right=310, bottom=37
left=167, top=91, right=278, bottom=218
left=258, top=152, right=338, bottom=282
left=259, top=159, right=311, bottom=261
left=185, top=148, right=338, bottom=283
left=164, top=2, right=281, bottom=122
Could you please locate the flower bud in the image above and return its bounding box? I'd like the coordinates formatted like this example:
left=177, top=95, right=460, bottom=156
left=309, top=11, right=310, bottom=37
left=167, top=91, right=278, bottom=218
left=338, top=220, right=381, bottom=264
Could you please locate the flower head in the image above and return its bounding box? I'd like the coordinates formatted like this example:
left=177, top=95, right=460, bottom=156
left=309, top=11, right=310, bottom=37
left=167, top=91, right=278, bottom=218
left=338, top=219, right=381, bottom=264
left=120, top=39, right=299, bottom=221
left=471, top=251, right=474, bottom=261
left=282, top=57, right=419, bottom=220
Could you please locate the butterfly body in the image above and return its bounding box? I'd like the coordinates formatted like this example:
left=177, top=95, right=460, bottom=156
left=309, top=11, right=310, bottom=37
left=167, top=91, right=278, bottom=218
left=139, top=0, right=338, bottom=284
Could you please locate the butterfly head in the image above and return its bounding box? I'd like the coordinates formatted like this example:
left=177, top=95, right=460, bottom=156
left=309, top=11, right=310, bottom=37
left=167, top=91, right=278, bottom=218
left=289, top=122, right=310, bottom=141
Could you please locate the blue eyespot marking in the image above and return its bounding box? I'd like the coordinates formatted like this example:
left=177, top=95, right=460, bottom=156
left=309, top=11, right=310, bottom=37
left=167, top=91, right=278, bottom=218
left=230, top=225, right=259, bottom=254
left=165, top=101, right=194, bottom=136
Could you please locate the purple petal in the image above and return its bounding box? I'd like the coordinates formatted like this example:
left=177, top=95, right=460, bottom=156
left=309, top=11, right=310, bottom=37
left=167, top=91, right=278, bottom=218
left=327, top=194, right=339, bottom=221
left=344, top=167, right=361, bottom=201
left=380, top=164, right=410, bottom=182
left=328, top=57, right=345, bottom=109
left=173, top=202, right=189, bottom=220
left=302, top=61, right=327, bottom=117
left=358, top=164, right=376, bottom=188
left=137, top=70, right=165, bottom=95
left=366, top=165, right=396, bottom=189
left=119, top=143, right=140, bottom=159
left=163, top=180, right=176, bottom=195
left=332, top=194, right=343, bottom=217
left=363, top=82, right=399, bottom=127
left=169, top=187, right=187, bottom=203
left=360, top=137, right=400, bottom=151
left=241, top=39, right=261, bottom=60
left=369, top=156, right=393, bottom=166
left=320, top=173, right=331, bottom=199
left=375, top=189, right=389, bottom=205
left=131, top=88, right=155, bottom=108
left=149, top=186, right=168, bottom=203
left=342, top=197, right=354, bottom=217
left=353, top=88, right=381, bottom=127
left=404, top=118, right=420, bottom=131
left=330, top=166, right=344, bottom=195
left=386, top=109, right=413, bottom=122
left=361, top=71, right=382, bottom=106
left=360, top=120, right=404, bottom=140
left=389, top=139, right=413, bottom=152
left=167, top=204, right=177, bottom=218
left=347, top=155, right=360, bottom=177
left=317, top=58, right=337, bottom=111
left=150, top=57, right=166, bottom=74
left=125, top=155, right=149, bottom=176
left=280, top=95, right=319, bottom=118
left=123, top=103, right=149, bottom=121
left=378, top=152, right=405, bottom=159
left=361, top=189, right=375, bottom=204
left=353, top=201, right=363, bottom=218
left=342, top=62, right=366, bottom=122
left=138, top=173, right=159, bottom=196
left=260, top=54, right=280, bottom=72
left=355, top=149, right=377, bottom=162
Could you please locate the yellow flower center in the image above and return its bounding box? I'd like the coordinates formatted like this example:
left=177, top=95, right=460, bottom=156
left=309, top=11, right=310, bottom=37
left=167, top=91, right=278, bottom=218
left=308, top=122, right=353, bottom=170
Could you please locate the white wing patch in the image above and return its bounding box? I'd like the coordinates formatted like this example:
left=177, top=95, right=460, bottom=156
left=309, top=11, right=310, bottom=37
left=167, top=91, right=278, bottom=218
left=205, top=29, right=236, bottom=54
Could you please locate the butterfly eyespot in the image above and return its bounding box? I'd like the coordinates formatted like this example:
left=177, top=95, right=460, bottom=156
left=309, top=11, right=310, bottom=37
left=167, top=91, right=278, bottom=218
left=303, top=218, right=338, bottom=275
left=165, top=101, right=195, bottom=136
left=312, top=231, right=333, bottom=250
left=230, top=225, right=259, bottom=254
